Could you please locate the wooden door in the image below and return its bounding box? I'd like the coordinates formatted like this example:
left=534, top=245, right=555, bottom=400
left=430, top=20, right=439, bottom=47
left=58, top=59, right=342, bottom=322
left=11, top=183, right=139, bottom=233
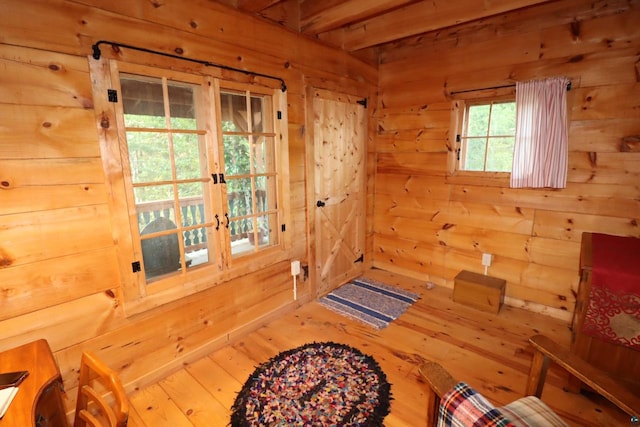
left=310, top=88, right=367, bottom=296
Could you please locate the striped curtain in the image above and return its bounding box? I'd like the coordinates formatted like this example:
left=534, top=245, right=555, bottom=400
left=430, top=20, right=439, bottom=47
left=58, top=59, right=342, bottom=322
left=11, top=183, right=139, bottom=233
left=510, top=77, right=570, bottom=188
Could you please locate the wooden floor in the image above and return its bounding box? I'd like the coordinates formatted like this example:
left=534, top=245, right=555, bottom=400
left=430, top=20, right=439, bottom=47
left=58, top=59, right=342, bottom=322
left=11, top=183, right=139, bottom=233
left=126, top=269, right=629, bottom=426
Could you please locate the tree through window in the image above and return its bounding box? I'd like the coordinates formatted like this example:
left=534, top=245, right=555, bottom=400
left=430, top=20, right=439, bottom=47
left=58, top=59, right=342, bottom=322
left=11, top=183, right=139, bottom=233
left=459, top=99, right=516, bottom=172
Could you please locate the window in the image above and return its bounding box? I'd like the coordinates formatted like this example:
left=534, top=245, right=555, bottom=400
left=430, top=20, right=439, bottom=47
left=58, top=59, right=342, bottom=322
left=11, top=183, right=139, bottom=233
left=93, top=61, right=290, bottom=313
left=458, top=98, right=516, bottom=172
left=120, top=74, right=213, bottom=284
left=220, top=90, right=280, bottom=257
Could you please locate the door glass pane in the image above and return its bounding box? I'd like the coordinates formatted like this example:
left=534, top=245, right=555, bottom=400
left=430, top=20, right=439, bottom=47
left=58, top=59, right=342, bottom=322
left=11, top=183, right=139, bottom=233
left=258, top=213, right=278, bottom=248
left=140, top=217, right=181, bottom=281
left=134, top=185, right=174, bottom=216
left=174, top=133, right=205, bottom=180
left=251, top=95, right=265, bottom=132
left=220, top=92, right=246, bottom=132
left=230, top=218, right=253, bottom=256
left=227, top=177, right=253, bottom=217
left=224, top=134, right=250, bottom=176
left=121, top=76, right=165, bottom=128
left=255, top=176, right=274, bottom=214
left=168, top=82, right=197, bottom=130
left=253, top=136, right=274, bottom=174
left=126, top=132, right=172, bottom=183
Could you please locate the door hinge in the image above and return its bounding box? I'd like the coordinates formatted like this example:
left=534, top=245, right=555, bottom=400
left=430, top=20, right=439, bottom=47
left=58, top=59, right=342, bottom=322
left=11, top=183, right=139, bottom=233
left=281, top=224, right=286, bottom=232
left=211, top=173, right=226, bottom=184
left=277, top=111, right=282, bottom=120
left=131, top=261, right=141, bottom=273
left=356, top=98, right=367, bottom=108
left=107, top=89, right=118, bottom=103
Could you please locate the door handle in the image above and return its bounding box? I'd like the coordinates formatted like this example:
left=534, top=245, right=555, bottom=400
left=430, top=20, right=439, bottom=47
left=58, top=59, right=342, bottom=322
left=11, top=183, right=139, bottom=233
left=316, top=200, right=326, bottom=207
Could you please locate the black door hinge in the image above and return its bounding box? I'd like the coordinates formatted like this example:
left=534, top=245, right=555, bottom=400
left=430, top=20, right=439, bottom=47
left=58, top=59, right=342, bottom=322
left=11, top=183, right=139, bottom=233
left=277, top=111, right=282, bottom=120
left=211, top=173, right=226, bottom=184
left=281, top=224, right=286, bottom=232
left=132, top=261, right=141, bottom=273
left=108, top=89, right=118, bottom=103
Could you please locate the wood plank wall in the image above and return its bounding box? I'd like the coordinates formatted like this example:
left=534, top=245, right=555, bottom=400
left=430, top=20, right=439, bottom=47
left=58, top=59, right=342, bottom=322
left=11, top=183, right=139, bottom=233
left=374, top=0, right=640, bottom=320
left=0, top=0, right=376, bottom=413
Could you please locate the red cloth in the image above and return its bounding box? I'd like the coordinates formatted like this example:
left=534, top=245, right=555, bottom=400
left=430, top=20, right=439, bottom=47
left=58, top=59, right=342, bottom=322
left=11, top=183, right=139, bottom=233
left=582, top=233, right=640, bottom=350
left=592, top=233, right=640, bottom=294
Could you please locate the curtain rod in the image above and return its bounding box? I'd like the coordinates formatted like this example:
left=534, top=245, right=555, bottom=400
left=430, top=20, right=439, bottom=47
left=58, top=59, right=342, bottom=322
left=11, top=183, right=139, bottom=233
left=91, top=40, right=287, bottom=92
left=450, top=81, right=571, bottom=96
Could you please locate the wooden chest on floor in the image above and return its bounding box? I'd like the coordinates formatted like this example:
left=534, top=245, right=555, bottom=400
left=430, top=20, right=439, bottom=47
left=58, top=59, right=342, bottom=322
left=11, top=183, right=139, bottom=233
left=453, top=270, right=506, bottom=314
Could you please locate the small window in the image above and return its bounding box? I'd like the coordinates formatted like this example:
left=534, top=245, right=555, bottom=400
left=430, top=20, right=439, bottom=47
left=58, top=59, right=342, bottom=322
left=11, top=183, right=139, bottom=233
left=459, top=99, right=516, bottom=172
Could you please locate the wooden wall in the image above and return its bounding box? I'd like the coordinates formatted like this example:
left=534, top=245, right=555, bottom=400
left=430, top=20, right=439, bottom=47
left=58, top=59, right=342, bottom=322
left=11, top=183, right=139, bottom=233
left=374, top=0, right=640, bottom=319
left=0, top=0, right=376, bottom=413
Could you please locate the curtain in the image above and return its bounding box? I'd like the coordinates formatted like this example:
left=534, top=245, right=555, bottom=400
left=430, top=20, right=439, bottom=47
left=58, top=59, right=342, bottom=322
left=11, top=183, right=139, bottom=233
left=510, top=77, right=570, bottom=189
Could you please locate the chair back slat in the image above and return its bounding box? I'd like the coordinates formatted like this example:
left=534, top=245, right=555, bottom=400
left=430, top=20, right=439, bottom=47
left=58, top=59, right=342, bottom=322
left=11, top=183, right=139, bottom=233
left=74, top=351, right=129, bottom=427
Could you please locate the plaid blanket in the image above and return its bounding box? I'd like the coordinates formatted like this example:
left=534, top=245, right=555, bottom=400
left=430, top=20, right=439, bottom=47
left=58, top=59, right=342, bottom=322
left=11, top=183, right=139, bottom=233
left=438, top=382, right=515, bottom=427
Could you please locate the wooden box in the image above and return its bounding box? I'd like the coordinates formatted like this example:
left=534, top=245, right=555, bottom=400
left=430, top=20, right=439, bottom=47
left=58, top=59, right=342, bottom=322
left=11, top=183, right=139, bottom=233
left=453, top=270, right=506, bottom=314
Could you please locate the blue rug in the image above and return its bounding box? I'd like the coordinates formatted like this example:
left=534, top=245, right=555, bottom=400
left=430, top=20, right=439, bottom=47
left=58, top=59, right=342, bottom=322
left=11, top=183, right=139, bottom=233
left=319, top=277, right=420, bottom=329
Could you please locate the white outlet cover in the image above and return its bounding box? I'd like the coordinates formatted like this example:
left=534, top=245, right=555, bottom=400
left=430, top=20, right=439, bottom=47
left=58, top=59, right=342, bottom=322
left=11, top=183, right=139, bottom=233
left=482, top=253, right=493, bottom=266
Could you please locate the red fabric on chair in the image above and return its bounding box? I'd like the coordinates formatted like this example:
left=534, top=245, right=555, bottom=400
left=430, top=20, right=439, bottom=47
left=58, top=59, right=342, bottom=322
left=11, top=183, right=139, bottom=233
left=582, top=233, right=640, bottom=350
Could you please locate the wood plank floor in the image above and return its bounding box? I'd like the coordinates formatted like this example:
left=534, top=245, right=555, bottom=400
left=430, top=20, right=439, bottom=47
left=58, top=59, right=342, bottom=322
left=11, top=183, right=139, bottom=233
left=126, top=269, right=629, bottom=426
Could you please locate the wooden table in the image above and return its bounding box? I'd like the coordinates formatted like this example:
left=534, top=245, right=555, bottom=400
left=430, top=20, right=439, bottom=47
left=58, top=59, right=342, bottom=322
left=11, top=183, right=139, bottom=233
left=0, top=339, right=67, bottom=426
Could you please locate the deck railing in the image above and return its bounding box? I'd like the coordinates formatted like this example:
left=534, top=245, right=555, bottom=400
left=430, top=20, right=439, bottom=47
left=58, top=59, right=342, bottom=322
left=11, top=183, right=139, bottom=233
left=136, top=191, right=266, bottom=253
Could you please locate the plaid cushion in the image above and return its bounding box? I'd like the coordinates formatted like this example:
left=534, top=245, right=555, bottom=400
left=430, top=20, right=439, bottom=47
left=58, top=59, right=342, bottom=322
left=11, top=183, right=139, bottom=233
left=437, top=382, right=515, bottom=427
left=500, top=396, right=569, bottom=427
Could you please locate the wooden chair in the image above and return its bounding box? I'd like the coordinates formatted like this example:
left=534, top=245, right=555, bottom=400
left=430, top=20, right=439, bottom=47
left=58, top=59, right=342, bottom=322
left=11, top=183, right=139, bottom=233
left=419, top=334, right=640, bottom=426
left=74, top=351, right=129, bottom=427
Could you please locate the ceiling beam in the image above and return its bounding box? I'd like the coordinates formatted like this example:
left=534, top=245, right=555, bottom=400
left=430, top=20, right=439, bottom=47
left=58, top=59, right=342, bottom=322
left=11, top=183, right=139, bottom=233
left=320, top=0, right=557, bottom=51
left=300, top=0, right=417, bottom=34
left=236, top=0, right=285, bottom=14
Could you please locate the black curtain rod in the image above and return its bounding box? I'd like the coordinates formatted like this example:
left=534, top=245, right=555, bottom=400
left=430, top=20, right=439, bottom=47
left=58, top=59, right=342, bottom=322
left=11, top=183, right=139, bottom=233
left=450, top=81, right=571, bottom=96
left=91, top=40, right=287, bottom=92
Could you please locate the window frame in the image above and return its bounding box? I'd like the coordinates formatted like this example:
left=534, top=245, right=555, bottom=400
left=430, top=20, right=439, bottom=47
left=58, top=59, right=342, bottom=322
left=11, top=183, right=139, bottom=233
left=447, top=88, right=516, bottom=186
left=91, top=58, right=291, bottom=315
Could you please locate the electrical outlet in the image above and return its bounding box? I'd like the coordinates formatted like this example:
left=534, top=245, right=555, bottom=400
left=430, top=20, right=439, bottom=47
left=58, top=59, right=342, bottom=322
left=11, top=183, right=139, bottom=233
left=291, top=260, right=301, bottom=276
left=482, top=253, right=493, bottom=267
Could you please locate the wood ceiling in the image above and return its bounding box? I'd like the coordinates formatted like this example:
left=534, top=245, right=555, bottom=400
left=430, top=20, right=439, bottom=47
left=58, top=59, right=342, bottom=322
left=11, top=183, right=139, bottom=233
left=213, top=0, right=557, bottom=54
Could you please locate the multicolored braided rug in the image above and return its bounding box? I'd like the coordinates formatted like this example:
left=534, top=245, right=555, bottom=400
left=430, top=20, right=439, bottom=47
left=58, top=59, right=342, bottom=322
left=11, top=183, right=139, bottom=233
left=230, top=342, right=391, bottom=426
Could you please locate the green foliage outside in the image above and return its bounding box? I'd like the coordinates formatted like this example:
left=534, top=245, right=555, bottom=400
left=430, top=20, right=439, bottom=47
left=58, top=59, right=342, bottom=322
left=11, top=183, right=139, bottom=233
left=464, top=101, right=516, bottom=172
left=124, top=116, right=251, bottom=201
left=125, top=114, right=205, bottom=203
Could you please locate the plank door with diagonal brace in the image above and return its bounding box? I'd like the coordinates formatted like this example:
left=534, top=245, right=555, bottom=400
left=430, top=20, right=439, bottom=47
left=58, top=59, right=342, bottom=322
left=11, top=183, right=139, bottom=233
left=311, top=88, right=367, bottom=296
